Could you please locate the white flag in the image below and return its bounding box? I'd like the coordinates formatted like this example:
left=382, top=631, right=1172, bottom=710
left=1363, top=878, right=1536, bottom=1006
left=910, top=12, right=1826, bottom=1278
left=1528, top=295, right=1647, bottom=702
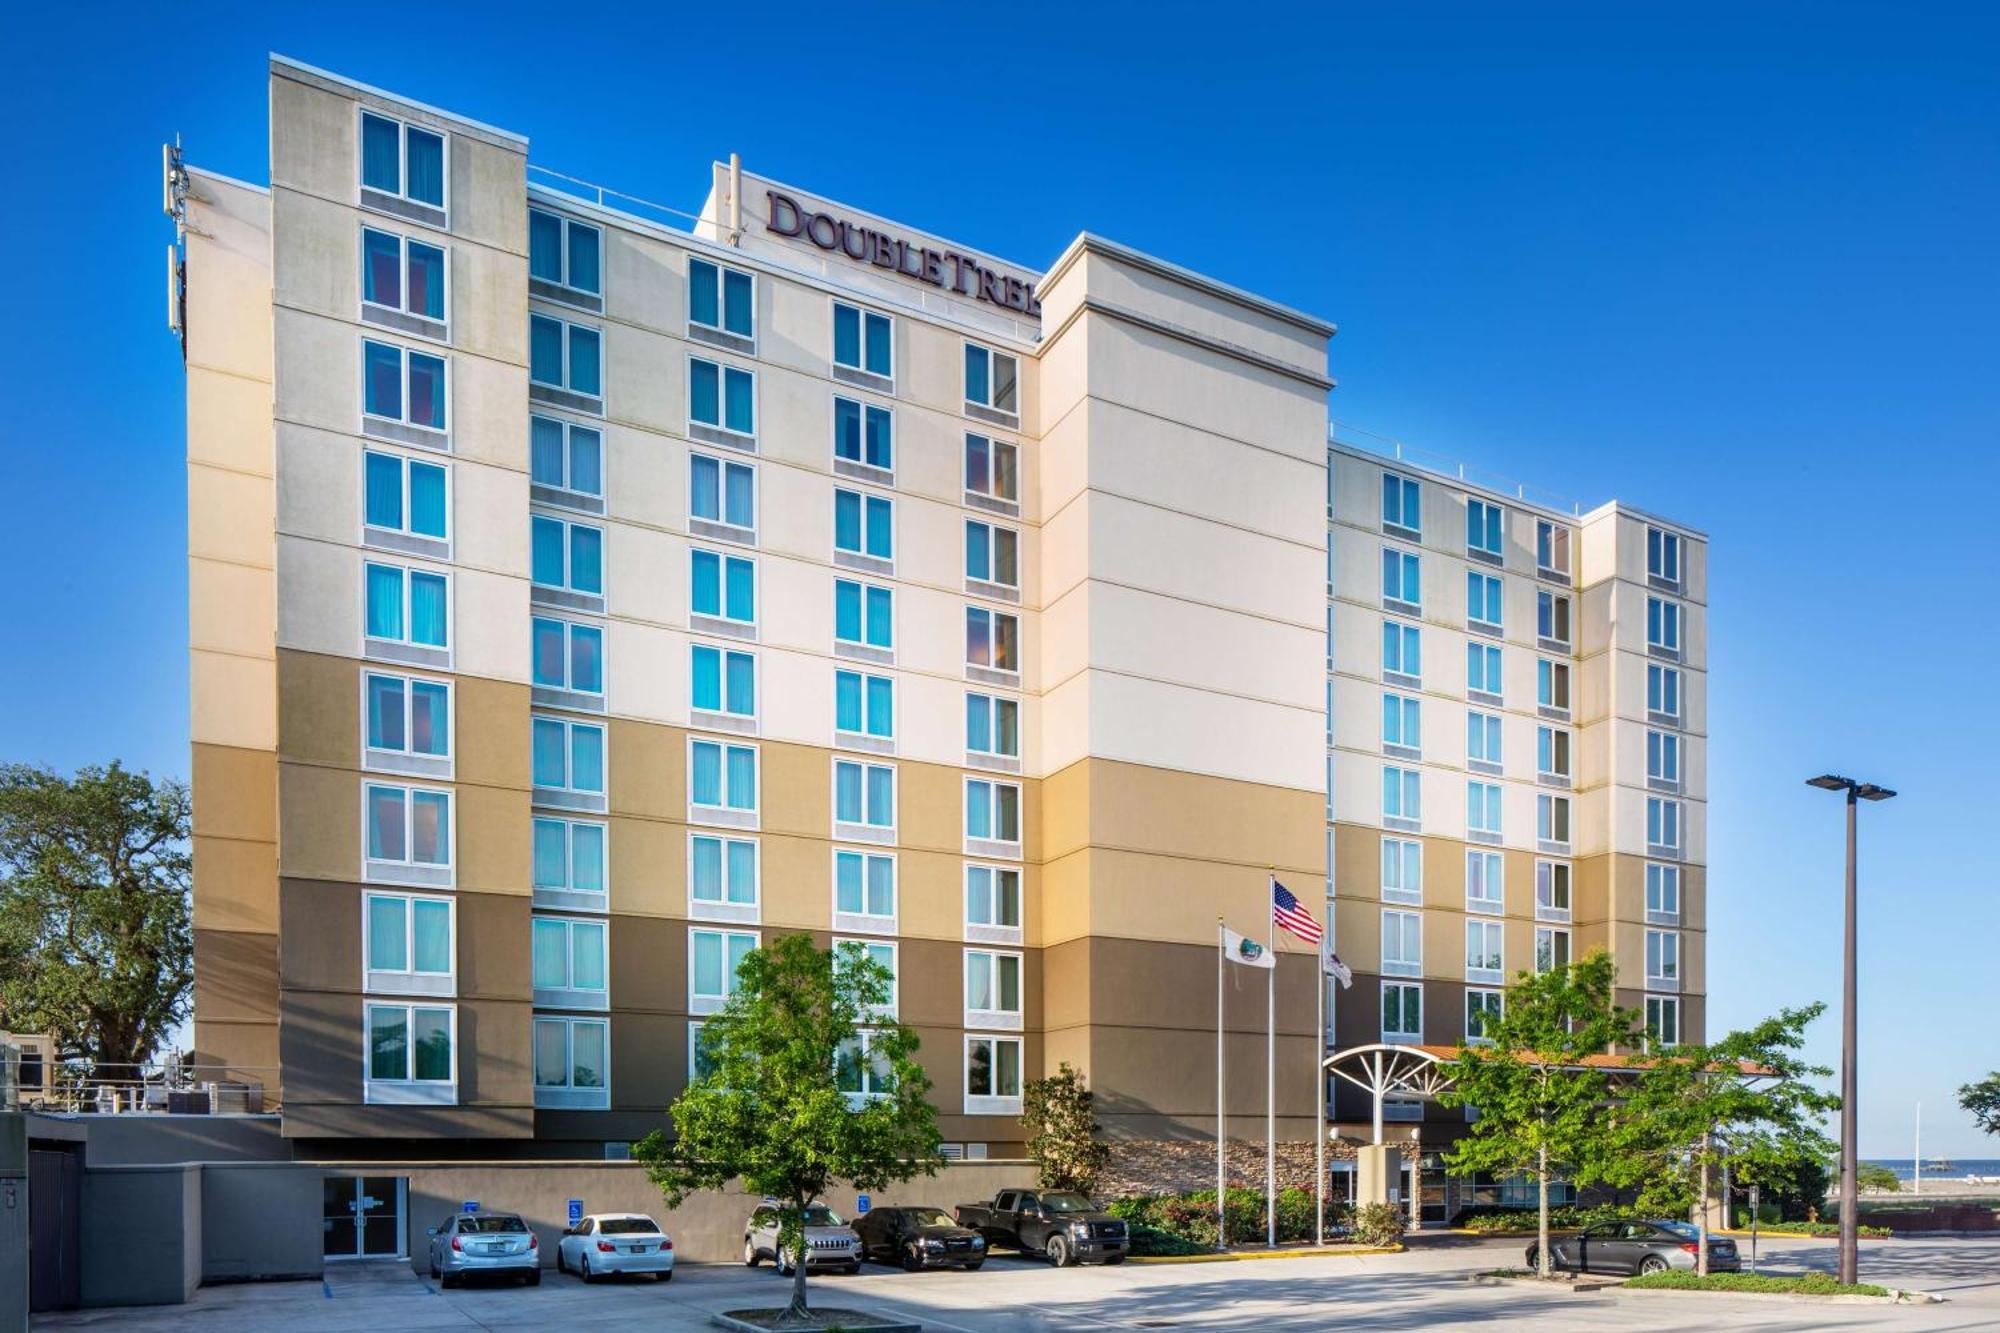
left=1322, top=938, right=1353, bottom=989
left=1221, top=926, right=1275, bottom=969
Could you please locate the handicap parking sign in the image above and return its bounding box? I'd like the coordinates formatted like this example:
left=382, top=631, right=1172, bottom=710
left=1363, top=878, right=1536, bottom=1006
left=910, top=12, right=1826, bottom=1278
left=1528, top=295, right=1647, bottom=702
left=568, top=1199, right=584, bottom=1226
left=856, top=1194, right=871, bottom=1214
left=462, top=1200, right=479, bottom=1214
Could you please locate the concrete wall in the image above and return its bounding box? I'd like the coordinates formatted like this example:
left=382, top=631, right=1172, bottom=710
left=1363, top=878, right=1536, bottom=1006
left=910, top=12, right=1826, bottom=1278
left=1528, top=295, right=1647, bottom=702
left=51, top=1114, right=288, bottom=1167
left=79, top=1166, right=202, bottom=1307
left=202, top=1164, right=323, bottom=1281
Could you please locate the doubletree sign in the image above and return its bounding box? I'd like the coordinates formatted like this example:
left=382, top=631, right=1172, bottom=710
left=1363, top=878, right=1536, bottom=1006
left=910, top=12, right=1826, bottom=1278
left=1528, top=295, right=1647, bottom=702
left=766, top=191, right=1041, bottom=317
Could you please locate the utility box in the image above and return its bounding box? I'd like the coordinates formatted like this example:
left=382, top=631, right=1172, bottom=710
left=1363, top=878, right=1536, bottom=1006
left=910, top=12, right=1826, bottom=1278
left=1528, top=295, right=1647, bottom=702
left=1355, top=1144, right=1403, bottom=1209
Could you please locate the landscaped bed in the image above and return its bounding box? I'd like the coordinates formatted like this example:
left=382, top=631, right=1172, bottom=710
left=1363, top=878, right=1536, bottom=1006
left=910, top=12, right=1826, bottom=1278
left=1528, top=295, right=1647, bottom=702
left=1623, top=1270, right=1889, bottom=1297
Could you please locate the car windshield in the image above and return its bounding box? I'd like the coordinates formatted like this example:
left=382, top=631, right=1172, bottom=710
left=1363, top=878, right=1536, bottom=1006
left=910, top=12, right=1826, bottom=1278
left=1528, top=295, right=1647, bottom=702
left=599, top=1218, right=659, bottom=1235
left=1040, top=1192, right=1094, bottom=1213
left=1654, top=1221, right=1699, bottom=1240
left=461, top=1216, right=527, bottom=1233
left=802, top=1205, right=843, bottom=1226
left=905, top=1209, right=955, bottom=1228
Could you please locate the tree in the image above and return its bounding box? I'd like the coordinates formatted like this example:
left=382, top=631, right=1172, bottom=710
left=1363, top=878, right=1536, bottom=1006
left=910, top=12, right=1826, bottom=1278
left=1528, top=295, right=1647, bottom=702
left=1959, top=1072, right=2000, bottom=1138
left=1436, top=951, right=1636, bottom=1279
left=634, top=934, right=940, bottom=1326
left=1022, top=1062, right=1110, bottom=1194
left=1605, top=1005, right=1838, bottom=1274
left=0, top=763, right=192, bottom=1069
left=1856, top=1163, right=1901, bottom=1193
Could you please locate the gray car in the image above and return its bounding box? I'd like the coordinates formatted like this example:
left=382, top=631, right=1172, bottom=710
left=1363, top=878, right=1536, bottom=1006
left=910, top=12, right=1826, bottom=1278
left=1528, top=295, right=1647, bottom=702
left=1528, top=1219, right=1740, bottom=1276
left=742, top=1203, right=862, bottom=1274
left=428, top=1211, right=541, bottom=1286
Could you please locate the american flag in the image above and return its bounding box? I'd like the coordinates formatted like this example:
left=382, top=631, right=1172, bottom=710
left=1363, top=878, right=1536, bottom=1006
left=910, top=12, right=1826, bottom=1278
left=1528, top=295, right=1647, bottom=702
left=1271, top=879, right=1323, bottom=945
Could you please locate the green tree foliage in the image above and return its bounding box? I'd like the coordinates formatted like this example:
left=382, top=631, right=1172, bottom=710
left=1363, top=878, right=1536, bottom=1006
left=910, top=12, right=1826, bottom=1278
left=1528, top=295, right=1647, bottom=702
left=634, top=934, right=940, bottom=1324
left=1855, top=1163, right=1901, bottom=1193
left=1959, top=1072, right=2000, bottom=1138
left=1606, top=1005, right=1838, bottom=1274
left=1436, top=951, right=1636, bottom=1279
left=0, top=763, right=192, bottom=1069
left=1021, top=1062, right=1110, bottom=1194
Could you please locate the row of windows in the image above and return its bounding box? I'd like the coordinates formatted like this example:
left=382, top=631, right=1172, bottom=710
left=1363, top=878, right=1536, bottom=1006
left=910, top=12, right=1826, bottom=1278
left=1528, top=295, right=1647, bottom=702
left=1375, top=546, right=1682, bottom=653
left=1377, top=839, right=1682, bottom=918
left=1376, top=909, right=1683, bottom=987
left=1376, top=981, right=1683, bottom=1049
left=1367, top=617, right=1686, bottom=721
left=1371, top=691, right=1682, bottom=782
left=1377, top=769, right=1686, bottom=851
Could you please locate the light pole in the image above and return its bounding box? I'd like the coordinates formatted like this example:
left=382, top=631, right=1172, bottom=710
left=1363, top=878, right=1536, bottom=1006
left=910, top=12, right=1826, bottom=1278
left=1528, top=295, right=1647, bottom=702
left=1806, top=772, right=1895, bottom=1287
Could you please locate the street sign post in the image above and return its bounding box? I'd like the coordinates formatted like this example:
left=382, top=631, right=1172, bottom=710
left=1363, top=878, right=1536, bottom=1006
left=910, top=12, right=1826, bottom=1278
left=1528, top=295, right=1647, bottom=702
left=1749, top=1184, right=1761, bottom=1273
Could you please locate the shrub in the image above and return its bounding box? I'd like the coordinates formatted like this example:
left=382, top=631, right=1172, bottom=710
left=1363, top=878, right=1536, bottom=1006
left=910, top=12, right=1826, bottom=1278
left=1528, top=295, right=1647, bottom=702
left=1125, top=1223, right=1209, bottom=1257
left=1349, top=1201, right=1407, bottom=1248
left=1108, top=1186, right=1353, bottom=1248
left=1452, top=1204, right=1627, bottom=1232
left=1624, top=1270, right=1889, bottom=1297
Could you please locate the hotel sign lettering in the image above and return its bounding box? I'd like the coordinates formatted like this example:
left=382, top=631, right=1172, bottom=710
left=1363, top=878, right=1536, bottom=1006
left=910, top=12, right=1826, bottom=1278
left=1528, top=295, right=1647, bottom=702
left=765, top=191, right=1041, bottom=317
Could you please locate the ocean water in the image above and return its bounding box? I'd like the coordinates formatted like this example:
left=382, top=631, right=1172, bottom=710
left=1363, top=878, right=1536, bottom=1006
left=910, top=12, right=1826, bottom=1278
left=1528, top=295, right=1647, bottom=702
left=1863, top=1158, right=2000, bottom=1182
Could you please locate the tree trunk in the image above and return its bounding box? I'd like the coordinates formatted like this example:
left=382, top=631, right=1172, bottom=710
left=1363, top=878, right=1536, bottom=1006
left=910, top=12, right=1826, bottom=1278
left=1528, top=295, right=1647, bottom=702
left=782, top=1197, right=812, bottom=1325
left=1537, top=1144, right=1551, bottom=1279
left=1696, top=1133, right=1711, bottom=1278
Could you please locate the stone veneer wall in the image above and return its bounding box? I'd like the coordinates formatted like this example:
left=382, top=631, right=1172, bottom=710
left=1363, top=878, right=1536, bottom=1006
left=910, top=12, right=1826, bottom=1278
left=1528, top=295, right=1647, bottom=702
left=1098, top=1139, right=1358, bottom=1198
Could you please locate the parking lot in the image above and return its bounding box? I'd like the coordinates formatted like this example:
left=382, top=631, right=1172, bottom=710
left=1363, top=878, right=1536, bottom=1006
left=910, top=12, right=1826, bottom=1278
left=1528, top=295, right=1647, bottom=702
left=31, top=1234, right=2000, bottom=1331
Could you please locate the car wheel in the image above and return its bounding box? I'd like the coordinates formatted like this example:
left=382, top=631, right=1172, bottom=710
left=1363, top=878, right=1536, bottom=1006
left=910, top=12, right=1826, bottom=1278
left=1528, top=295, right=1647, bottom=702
left=744, top=1237, right=759, bottom=1267
left=440, top=1271, right=459, bottom=1289
left=1525, top=1246, right=1539, bottom=1271
left=903, top=1244, right=925, bottom=1273
left=658, top=1269, right=673, bottom=1283
left=580, top=1254, right=595, bottom=1284
left=844, top=1263, right=861, bottom=1275
left=1046, top=1234, right=1073, bottom=1268
left=1105, top=1255, right=1127, bottom=1266
left=965, top=1259, right=984, bottom=1271
left=1639, top=1256, right=1669, bottom=1275
left=525, top=1269, right=541, bottom=1287
left=429, top=1257, right=441, bottom=1280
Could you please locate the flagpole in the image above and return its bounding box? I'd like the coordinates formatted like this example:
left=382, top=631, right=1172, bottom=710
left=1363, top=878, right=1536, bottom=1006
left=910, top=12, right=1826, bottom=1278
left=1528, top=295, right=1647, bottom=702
left=1266, top=869, right=1277, bottom=1249
left=1315, top=932, right=1326, bottom=1247
left=1216, top=916, right=1226, bottom=1251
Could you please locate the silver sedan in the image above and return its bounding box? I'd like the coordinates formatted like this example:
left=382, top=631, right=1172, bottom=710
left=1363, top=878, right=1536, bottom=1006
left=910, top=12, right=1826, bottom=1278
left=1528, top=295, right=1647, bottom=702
left=557, top=1213, right=675, bottom=1282
left=427, top=1212, right=541, bottom=1286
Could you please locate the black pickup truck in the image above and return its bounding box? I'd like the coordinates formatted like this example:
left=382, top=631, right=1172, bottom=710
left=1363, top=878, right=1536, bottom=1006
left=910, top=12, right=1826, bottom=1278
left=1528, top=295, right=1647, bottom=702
left=954, top=1189, right=1129, bottom=1266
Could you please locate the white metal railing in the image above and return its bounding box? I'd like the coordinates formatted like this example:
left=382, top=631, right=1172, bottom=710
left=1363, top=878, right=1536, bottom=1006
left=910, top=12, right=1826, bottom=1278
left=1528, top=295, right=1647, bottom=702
left=11, top=1056, right=279, bottom=1114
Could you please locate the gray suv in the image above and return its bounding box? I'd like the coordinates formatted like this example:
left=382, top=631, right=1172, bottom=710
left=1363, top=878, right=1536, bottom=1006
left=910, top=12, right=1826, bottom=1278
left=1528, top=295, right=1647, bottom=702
left=742, top=1203, right=862, bottom=1274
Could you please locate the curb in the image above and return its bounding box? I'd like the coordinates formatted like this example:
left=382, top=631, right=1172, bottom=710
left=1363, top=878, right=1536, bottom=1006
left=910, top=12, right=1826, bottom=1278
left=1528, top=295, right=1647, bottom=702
left=1618, top=1285, right=1942, bottom=1306
left=1128, top=1244, right=1404, bottom=1264
left=711, top=1310, right=922, bottom=1332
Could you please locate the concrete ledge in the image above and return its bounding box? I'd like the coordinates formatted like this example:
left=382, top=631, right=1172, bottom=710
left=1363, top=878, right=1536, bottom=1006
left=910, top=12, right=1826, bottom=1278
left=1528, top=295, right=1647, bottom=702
left=1129, top=1244, right=1403, bottom=1264
left=1467, top=1271, right=1619, bottom=1293
left=711, top=1309, right=922, bottom=1332
left=1618, top=1285, right=1943, bottom=1306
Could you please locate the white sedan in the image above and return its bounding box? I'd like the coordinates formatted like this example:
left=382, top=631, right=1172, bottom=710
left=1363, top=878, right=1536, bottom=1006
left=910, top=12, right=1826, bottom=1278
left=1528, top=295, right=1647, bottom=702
left=556, top=1213, right=675, bottom=1282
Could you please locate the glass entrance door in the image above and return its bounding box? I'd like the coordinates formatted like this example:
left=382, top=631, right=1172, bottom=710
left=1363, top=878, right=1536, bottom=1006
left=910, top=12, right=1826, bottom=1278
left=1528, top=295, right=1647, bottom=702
left=322, top=1176, right=406, bottom=1259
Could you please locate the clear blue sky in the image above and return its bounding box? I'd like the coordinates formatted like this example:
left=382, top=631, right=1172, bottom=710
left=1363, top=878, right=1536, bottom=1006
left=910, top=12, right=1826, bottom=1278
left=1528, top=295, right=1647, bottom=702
left=3, top=2, right=1994, bottom=1154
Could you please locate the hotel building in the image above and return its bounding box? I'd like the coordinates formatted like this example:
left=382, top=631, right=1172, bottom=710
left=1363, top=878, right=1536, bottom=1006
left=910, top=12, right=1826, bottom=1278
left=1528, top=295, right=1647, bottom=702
left=177, top=59, right=1703, bottom=1183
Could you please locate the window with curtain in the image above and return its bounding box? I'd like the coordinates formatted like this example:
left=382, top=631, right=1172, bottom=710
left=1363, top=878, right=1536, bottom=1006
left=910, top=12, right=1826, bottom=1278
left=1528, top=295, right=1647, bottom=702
left=532, top=717, right=605, bottom=795
left=365, top=893, right=452, bottom=979
left=1538, top=590, right=1572, bottom=645
left=690, top=452, right=754, bottom=529
left=964, top=344, right=1017, bottom=414
left=965, top=608, right=1018, bottom=673
left=965, top=520, right=1019, bottom=587
left=534, top=1017, right=607, bottom=1090
left=533, top=817, right=605, bottom=897
left=689, top=258, right=753, bottom=336
left=834, top=398, right=893, bottom=470
left=530, top=209, right=601, bottom=295
left=835, top=671, right=893, bottom=739
left=1466, top=850, right=1503, bottom=911
left=367, top=1003, right=453, bottom=1083
left=1538, top=519, right=1573, bottom=576
left=530, top=514, right=603, bottom=596
left=690, top=834, right=757, bottom=906
left=688, top=357, right=754, bottom=434
left=1539, top=659, right=1571, bottom=711
left=965, top=865, right=1021, bottom=929
left=360, top=112, right=444, bottom=208
left=1380, top=837, right=1422, bottom=903
left=366, top=784, right=450, bottom=868
left=366, top=673, right=450, bottom=758
left=834, top=760, right=895, bottom=829
left=362, top=228, right=445, bottom=321
left=834, top=302, right=893, bottom=376
left=965, top=950, right=1022, bottom=1015
left=691, top=645, right=756, bottom=718
left=531, top=417, right=602, bottom=497
left=967, top=1036, right=1022, bottom=1099
left=691, top=930, right=756, bottom=1003
left=531, top=617, right=602, bottom=695
left=833, top=489, right=893, bottom=560
left=1538, top=726, right=1572, bottom=779
left=1381, top=472, right=1422, bottom=534
left=965, top=778, right=1020, bottom=843
left=364, top=451, right=447, bottom=539
left=834, top=850, right=895, bottom=920
left=362, top=339, right=447, bottom=431
left=690, top=741, right=757, bottom=812
left=530, top=314, right=602, bottom=397
left=1535, top=927, right=1572, bottom=973
left=1467, top=498, right=1503, bottom=557
left=532, top=917, right=607, bottom=996
left=1537, top=860, right=1572, bottom=914
left=965, top=693, right=1018, bottom=758
left=964, top=433, right=1018, bottom=503
left=834, top=580, right=893, bottom=649
left=691, top=549, right=754, bottom=623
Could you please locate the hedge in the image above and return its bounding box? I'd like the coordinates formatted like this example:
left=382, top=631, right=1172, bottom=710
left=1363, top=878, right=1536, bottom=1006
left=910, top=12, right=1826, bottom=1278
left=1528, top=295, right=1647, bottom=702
left=1624, top=1270, right=1890, bottom=1297
left=1107, top=1187, right=1351, bottom=1248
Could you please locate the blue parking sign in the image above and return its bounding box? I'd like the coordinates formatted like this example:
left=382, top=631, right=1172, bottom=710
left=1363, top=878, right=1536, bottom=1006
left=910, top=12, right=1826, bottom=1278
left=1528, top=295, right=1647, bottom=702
left=856, top=1194, right=871, bottom=1214
left=568, top=1199, right=584, bottom=1226
left=462, top=1200, right=478, bottom=1214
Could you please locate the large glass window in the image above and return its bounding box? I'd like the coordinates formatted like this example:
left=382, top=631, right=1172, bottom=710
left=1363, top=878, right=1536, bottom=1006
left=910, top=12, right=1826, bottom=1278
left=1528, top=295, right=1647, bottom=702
left=1647, top=526, right=1682, bottom=584
left=689, top=357, right=754, bottom=435
left=834, top=579, right=893, bottom=650
left=1382, top=766, right=1421, bottom=824
left=1647, top=596, right=1682, bottom=653
left=1466, top=849, right=1503, bottom=912
left=359, top=111, right=444, bottom=208
left=691, top=645, right=756, bottom=719
left=1536, top=519, right=1571, bottom=577
left=1645, top=930, right=1681, bottom=986
left=1382, top=693, right=1421, bottom=751
left=1648, top=664, right=1682, bottom=718
left=1381, top=910, right=1422, bottom=974
left=1537, top=591, right=1571, bottom=646
left=1535, top=927, right=1572, bottom=973
left=966, top=607, right=1019, bottom=673
left=967, top=1035, right=1022, bottom=1101
left=834, top=488, right=894, bottom=561
left=365, top=673, right=450, bottom=761
left=965, top=864, right=1021, bottom=932
left=965, top=778, right=1021, bottom=844
left=364, top=451, right=448, bottom=541
left=834, top=760, right=895, bottom=830
left=835, top=670, right=894, bottom=740
left=1646, top=863, right=1680, bottom=917
left=835, top=302, right=893, bottom=377
left=690, top=453, right=755, bottom=531
left=1382, top=621, right=1421, bottom=680
left=364, top=893, right=452, bottom=983
left=965, top=950, right=1022, bottom=1018
left=365, top=783, right=451, bottom=870
left=1468, top=642, right=1503, bottom=697
left=835, top=1034, right=895, bottom=1100
left=691, top=548, right=755, bottom=625
left=1467, top=499, right=1503, bottom=558
left=1381, top=837, right=1422, bottom=904
left=530, top=514, right=604, bottom=597
left=529, top=209, right=602, bottom=296
left=1537, top=726, right=1571, bottom=780
left=689, top=257, right=753, bottom=336
left=1645, top=996, right=1680, bottom=1048
left=965, top=433, right=1018, bottom=504
left=835, top=850, right=896, bottom=922
left=534, top=1016, right=607, bottom=1092
left=366, top=1003, right=453, bottom=1085
left=964, top=344, right=1018, bottom=415
left=1467, top=572, right=1504, bottom=631
left=532, top=717, right=605, bottom=796
left=965, top=520, right=1019, bottom=588
left=691, top=741, right=757, bottom=813
left=532, top=617, right=603, bottom=697
left=365, top=563, right=448, bottom=649
left=1381, top=982, right=1422, bottom=1042
left=532, top=916, right=608, bottom=999
left=1467, top=711, right=1502, bottom=767
left=1537, top=860, right=1572, bottom=916
left=1381, top=548, right=1421, bottom=609
left=1538, top=793, right=1571, bottom=845
left=1466, top=919, right=1504, bottom=976
left=531, top=417, right=602, bottom=499
left=529, top=314, right=602, bottom=398
left=1538, top=659, right=1571, bottom=711
left=1646, top=730, right=1681, bottom=784
left=363, top=339, right=447, bottom=431
left=966, top=692, right=1019, bottom=759
left=1467, top=781, right=1503, bottom=836
left=533, top=817, right=605, bottom=899
left=690, top=834, right=758, bottom=908
left=690, top=930, right=757, bottom=1008
left=362, top=227, right=446, bottom=322
left=1381, top=472, right=1421, bottom=535
left=1647, top=797, right=1682, bottom=850
left=1466, top=990, right=1503, bottom=1044
left=834, top=397, right=893, bottom=471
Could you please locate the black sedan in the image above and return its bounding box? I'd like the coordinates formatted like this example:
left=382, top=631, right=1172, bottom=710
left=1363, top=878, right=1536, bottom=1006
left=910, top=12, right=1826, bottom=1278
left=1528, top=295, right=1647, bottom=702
left=1527, top=1219, right=1740, bottom=1276
left=853, top=1206, right=988, bottom=1271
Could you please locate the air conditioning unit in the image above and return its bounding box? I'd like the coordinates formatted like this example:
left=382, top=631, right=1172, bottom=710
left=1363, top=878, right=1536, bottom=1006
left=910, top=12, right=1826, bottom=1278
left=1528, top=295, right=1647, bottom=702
left=937, top=1143, right=965, bottom=1161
